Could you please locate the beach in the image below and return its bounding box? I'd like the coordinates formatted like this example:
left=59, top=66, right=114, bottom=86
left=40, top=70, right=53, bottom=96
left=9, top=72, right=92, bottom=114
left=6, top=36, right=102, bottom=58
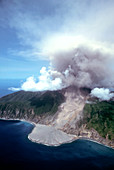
left=28, top=124, right=77, bottom=146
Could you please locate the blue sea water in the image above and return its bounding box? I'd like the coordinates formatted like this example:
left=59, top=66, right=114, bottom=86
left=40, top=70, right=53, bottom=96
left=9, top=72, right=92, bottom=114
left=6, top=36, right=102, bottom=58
left=0, top=79, right=22, bottom=97
left=0, top=79, right=114, bottom=170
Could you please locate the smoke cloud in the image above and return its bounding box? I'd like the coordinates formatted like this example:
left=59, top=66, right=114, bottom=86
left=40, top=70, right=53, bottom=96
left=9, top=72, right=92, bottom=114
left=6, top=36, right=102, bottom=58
left=91, top=88, right=114, bottom=101
left=9, top=36, right=114, bottom=92
left=47, top=37, right=114, bottom=89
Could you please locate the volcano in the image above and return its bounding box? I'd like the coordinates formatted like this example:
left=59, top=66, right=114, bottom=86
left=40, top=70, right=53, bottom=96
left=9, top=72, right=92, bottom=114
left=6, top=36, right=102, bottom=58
left=0, top=86, right=114, bottom=148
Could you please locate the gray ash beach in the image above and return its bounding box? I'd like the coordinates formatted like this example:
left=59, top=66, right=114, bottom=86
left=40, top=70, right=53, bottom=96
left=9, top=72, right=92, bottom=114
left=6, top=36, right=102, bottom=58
left=28, top=124, right=77, bottom=146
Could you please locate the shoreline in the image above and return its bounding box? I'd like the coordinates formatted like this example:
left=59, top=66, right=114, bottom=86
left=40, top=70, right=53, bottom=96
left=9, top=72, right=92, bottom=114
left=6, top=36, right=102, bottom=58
left=28, top=123, right=78, bottom=146
left=28, top=135, right=77, bottom=147
left=0, top=117, right=36, bottom=126
left=78, top=137, right=114, bottom=150
left=0, top=117, right=113, bottom=149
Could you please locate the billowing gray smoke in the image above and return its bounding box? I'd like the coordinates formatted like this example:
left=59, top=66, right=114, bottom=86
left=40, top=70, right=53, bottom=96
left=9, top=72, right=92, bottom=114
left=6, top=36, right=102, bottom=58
left=50, top=41, right=114, bottom=89
left=9, top=38, right=114, bottom=94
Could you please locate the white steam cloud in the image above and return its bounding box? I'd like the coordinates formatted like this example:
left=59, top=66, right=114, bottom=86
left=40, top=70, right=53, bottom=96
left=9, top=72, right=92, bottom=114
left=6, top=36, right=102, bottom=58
left=91, top=88, right=114, bottom=101
left=9, top=67, right=62, bottom=91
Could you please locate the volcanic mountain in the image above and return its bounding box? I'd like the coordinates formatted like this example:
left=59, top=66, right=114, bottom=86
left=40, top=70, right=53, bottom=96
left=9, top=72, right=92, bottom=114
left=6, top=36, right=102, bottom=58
left=0, top=86, right=114, bottom=148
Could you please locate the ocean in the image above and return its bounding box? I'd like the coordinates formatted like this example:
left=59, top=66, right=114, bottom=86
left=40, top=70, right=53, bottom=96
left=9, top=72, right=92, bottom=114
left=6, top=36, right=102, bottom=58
left=0, top=79, right=114, bottom=170
left=0, top=79, right=22, bottom=97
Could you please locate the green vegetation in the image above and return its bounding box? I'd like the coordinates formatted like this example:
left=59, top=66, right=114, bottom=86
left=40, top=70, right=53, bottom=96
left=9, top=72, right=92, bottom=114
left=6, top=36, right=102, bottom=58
left=30, top=91, right=65, bottom=114
left=83, top=101, right=114, bottom=140
left=0, top=90, right=65, bottom=119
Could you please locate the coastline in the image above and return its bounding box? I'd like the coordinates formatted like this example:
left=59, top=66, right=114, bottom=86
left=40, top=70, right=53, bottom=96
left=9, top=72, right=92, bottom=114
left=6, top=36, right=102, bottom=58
left=79, top=137, right=114, bottom=150
left=0, top=117, right=36, bottom=126
left=0, top=117, right=78, bottom=146
left=28, top=123, right=78, bottom=146
left=0, top=117, right=114, bottom=149
left=28, top=134, right=77, bottom=147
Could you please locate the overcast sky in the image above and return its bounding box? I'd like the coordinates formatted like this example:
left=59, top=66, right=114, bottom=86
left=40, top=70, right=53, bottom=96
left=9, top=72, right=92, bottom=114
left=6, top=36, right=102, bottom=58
left=0, top=0, right=114, bottom=79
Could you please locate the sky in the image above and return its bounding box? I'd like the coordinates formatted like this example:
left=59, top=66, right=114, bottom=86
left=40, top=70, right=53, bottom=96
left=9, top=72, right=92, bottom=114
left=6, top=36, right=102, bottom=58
left=0, top=0, right=114, bottom=95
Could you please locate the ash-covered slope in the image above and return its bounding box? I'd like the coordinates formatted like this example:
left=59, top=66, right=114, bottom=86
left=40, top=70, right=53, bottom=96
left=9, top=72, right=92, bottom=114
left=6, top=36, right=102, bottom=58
left=0, top=86, right=114, bottom=148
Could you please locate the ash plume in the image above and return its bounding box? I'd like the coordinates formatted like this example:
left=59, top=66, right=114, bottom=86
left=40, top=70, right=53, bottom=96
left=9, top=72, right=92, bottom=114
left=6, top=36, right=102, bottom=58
left=49, top=39, right=114, bottom=89
left=9, top=38, right=114, bottom=93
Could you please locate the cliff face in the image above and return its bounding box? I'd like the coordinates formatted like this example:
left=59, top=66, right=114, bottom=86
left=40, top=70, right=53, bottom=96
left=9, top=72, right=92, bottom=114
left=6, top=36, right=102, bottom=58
left=0, top=87, right=114, bottom=148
